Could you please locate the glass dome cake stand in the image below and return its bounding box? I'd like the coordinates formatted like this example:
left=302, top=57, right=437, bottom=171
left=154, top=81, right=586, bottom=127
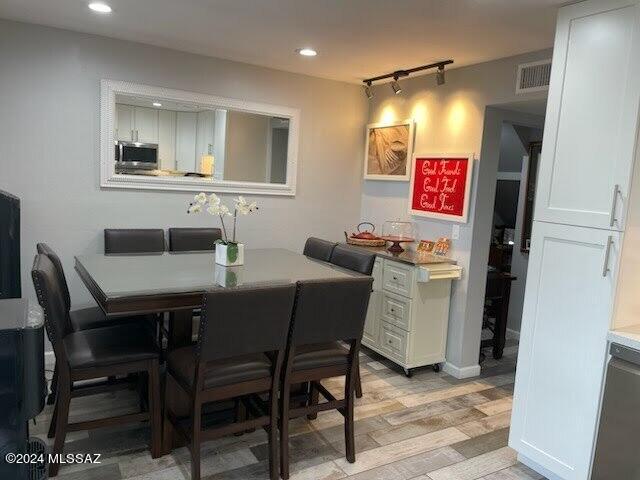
left=381, top=220, right=417, bottom=253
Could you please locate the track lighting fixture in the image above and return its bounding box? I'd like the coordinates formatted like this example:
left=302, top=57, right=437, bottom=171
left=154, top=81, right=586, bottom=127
left=362, top=59, right=453, bottom=99
left=364, top=81, right=374, bottom=99
left=436, top=65, right=446, bottom=85
left=391, top=76, right=402, bottom=95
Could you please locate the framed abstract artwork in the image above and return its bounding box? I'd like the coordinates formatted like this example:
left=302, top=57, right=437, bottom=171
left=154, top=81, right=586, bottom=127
left=363, top=119, right=414, bottom=181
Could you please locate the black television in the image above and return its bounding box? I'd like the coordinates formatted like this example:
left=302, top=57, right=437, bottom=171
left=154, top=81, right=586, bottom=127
left=0, top=190, right=20, bottom=299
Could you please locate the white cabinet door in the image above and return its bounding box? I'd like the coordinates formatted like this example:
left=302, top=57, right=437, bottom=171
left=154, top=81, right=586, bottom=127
left=134, top=107, right=159, bottom=144
left=115, top=104, right=134, bottom=141
left=176, top=112, right=197, bottom=172
left=158, top=110, right=176, bottom=170
left=535, top=0, right=640, bottom=230
left=363, top=259, right=382, bottom=346
left=510, top=221, right=621, bottom=480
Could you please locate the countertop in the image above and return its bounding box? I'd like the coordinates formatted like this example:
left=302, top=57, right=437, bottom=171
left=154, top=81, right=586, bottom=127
left=347, top=244, right=456, bottom=266
left=607, top=324, right=640, bottom=351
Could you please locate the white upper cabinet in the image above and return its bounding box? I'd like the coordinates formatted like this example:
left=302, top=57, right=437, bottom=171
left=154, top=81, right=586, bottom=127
left=535, top=0, right=640, bottom=231
left=510, top=222, right=621, bottom=480
left=115, top=104, right=134, bottom=141
left=176, top=111, right=197, bottom=172
left=134, top=107, right=159, bottom=144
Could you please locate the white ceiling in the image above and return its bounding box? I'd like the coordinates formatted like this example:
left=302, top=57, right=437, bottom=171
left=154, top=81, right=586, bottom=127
left=0, top=0, right=565, bottom=83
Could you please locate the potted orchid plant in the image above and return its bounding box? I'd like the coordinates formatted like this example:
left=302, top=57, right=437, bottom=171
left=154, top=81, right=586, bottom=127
left=187, top=192, right=258, bottom=266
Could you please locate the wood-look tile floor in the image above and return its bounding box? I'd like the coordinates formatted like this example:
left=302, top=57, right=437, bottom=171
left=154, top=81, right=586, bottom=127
left=34, top=339, right=546, bottom=480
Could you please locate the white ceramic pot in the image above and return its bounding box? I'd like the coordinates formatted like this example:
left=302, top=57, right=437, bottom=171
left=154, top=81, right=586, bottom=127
left=215, top=242, right=244, bottom=266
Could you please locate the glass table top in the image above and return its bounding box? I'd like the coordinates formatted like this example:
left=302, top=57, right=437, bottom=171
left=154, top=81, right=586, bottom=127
left=75, top=248, right=360, bottom=299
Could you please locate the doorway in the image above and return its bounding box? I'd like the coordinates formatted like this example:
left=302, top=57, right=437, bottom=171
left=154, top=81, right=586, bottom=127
left=481, top=120, right=543, bottom=363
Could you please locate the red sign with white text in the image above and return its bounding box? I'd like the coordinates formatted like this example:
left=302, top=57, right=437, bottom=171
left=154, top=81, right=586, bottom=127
left=410, top=156, right=470, bottom=219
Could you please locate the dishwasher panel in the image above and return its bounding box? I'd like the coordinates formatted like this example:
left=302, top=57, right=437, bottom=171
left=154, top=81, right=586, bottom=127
left=591, top=343, right=640, bottom=480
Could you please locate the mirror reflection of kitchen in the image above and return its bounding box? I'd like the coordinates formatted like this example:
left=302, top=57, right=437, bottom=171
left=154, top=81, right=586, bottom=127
left=114, top=94, right=289, bottom=184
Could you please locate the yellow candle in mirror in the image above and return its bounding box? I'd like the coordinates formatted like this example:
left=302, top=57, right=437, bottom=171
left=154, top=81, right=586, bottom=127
left=200, top=154, right=215, bottom=176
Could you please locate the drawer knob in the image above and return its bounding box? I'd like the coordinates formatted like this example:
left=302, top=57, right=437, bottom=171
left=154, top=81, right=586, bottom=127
left=388, top=340, right=393, bottom=344
left=390, top=308, right=395, bottom=312
left=392, top=276, right=398, bottom=280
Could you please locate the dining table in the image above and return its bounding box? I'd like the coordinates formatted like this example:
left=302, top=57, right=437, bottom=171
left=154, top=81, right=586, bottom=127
left=75, top=248, right=362, bottom=346
left=74, top=247, right=364, bottom=452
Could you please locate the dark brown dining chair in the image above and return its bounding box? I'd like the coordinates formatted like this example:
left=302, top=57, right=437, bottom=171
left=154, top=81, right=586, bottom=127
left=31, top=254, right=161, bottom=477
left=163, top=284, right=297, bottom=480
left=303, top=237, right=337, bottom=262
left=168, top=227, right=222, bottom=252
left=329, top=244, right=376, bottom=275
left=104, top=228, right=165, bottom=254
left=36, top=243, right=149, bottom=405
left=279, top=277, right=373, bottom=479
left=328, top=244, right=376, bottom=398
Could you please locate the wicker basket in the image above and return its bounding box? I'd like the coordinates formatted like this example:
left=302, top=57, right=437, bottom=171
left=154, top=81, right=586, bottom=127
left=344, top=223, right=386, bottom=247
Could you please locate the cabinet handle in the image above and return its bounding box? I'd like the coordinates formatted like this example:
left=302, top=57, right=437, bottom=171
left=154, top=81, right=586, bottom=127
left=130, top=129, right=134, bottom=141
left=135, top=130, right=139, bottom=142
left=602, top=235, right=613, bottom=277
left=392, top=276, right=398, bottom=281
left=609, top=184, right=620, bottom=227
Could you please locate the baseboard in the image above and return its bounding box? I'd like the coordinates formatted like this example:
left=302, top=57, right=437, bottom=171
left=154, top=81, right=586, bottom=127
left=517, top=453, right=564, bottom=480
left=506, top=328, right=521, bottom=340
left=443, top=361, right=481, bottom=379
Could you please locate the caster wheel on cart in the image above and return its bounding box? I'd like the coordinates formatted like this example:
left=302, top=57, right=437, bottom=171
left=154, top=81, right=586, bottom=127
left=432, top=363, right=441, bottom=373
left=403, top=368, right=413, bottom=378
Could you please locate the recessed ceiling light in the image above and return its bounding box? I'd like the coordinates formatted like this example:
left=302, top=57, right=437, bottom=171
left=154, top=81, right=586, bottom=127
left=152, top=102, right=162, bottom=107
left=88, top=3, right=112, bottom=13
left=296, top=48, right=317, bottom=57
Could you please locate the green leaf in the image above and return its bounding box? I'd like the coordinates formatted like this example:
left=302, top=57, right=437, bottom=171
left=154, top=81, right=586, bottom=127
left=227, top=243, right=238, bottom=263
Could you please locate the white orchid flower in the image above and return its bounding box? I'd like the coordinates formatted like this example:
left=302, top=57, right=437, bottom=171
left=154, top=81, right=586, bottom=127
left=219, top=204, right=232, bottom=216
left=188, top=203, right=202, bottom=214
left=208, top=193, right=221, bottom=207
left=234, top=196, right=258, bottom=215
left=194, top=192, right=207, bottom=205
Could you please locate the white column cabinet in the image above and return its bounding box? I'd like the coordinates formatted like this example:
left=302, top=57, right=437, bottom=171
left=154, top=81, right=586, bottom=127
left=158, top=110, right=176, bottom=170
left=510, top=223, right=621, bottom=480
left=510, top=1, right=640, bottom=479
left=534, top=0, right=640, bottom=231
left=176, top=112, right=198, bottom=172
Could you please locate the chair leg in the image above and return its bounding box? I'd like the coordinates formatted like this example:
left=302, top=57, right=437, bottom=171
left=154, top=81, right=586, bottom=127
left=190, top=401, right=202, bottom=480
left=354, top=357, right=363, bottom=399
left=279, top=381, right=291, bottom=480
left=344, top=371, right=356, bottom=463
left=47, top=399, right=58, bottom=439
left=268, top=388, right=279, bottom=480
left=162, top=377, right=175, bottom=455
left=47, top=364, right=58, bottom=405
left=233, top=399, right=246, bottom=436
left=148, top=360, right=162, bottom=459
left=49, top=377, right=71, bottom=477
left=306, top=382, right=319, bottom=420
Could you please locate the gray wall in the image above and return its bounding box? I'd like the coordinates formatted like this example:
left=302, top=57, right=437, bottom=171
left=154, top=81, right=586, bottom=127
left=363, top=50, right=550, bottom=376
left=0, top=20, right=367, bottom=309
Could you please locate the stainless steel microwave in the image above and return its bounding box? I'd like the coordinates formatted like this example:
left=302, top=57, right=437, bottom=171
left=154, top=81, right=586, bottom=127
left=115, top=141, right=158, bottom=170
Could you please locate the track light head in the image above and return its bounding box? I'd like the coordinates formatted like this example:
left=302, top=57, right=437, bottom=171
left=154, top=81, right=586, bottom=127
left=391, top=76, right=402, bottom=95
left=436, top=65, right=446, bottom=86
left=364, top=82, right=374, bottom=99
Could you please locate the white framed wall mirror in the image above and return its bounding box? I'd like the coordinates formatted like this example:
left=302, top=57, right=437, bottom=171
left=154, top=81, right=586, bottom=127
left=100, top=80, right=300, bottom=195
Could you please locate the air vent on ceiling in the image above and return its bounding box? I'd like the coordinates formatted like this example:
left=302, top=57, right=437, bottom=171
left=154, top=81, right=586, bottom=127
left=516, top=59, right=552, bottom=94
